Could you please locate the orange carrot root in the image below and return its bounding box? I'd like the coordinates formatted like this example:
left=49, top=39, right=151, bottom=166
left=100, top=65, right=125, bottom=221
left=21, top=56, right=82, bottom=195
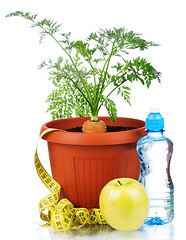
left=82, top=120, right=106, bottom=133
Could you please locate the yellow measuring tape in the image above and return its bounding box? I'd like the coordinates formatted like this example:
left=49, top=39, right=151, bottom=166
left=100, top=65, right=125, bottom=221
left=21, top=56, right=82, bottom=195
left=34, top=128, right=107, bottom=231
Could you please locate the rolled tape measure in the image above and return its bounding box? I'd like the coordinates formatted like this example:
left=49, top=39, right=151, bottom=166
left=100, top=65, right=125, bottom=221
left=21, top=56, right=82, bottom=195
left=34, top=128, right=107, bottom=231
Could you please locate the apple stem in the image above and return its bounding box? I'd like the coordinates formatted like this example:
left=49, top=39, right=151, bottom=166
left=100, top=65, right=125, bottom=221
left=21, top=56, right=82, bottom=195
left=118, top=180, right=122, bottom=185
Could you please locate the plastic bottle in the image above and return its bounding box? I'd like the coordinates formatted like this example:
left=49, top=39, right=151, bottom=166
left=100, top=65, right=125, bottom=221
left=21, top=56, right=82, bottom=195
left=137, top=105, right=174, bottom=225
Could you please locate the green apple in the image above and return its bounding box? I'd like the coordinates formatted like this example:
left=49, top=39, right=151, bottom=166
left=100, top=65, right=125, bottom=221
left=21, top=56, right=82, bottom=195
left=99, top=178, right=149, bottom=231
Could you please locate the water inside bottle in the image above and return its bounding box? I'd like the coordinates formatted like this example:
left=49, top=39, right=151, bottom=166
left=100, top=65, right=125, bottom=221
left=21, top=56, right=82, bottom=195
left=137, top=132, right=174, bottom=225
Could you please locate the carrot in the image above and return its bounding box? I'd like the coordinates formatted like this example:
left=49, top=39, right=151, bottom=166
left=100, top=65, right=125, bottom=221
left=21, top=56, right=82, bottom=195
left=82, top=119, right=106, bottom=133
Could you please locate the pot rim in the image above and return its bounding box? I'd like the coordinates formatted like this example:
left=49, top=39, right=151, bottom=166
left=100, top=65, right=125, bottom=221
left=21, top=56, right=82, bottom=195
left=40, top=116, right=145, bottom=145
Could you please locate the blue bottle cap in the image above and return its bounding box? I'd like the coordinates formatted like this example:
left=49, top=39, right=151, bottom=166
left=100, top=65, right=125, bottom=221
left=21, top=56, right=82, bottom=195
left=146, top=105, right=164, bottom=131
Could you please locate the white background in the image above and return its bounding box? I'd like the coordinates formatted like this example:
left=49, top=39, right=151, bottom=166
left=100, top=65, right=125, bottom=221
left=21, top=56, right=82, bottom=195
left=1, top=0, right=185, bottom=239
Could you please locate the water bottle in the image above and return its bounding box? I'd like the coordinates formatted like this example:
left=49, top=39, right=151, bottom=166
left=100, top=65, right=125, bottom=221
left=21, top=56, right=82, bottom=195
left=137, top=105, right=174, bottom=225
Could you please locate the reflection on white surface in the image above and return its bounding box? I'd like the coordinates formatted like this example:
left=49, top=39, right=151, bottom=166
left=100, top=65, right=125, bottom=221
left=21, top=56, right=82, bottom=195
left=36, top=223, right=174, bottom=240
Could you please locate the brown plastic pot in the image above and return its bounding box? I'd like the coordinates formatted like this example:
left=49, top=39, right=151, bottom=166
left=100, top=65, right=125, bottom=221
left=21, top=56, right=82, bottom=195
left=40, top=116, right=146, bottom=209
